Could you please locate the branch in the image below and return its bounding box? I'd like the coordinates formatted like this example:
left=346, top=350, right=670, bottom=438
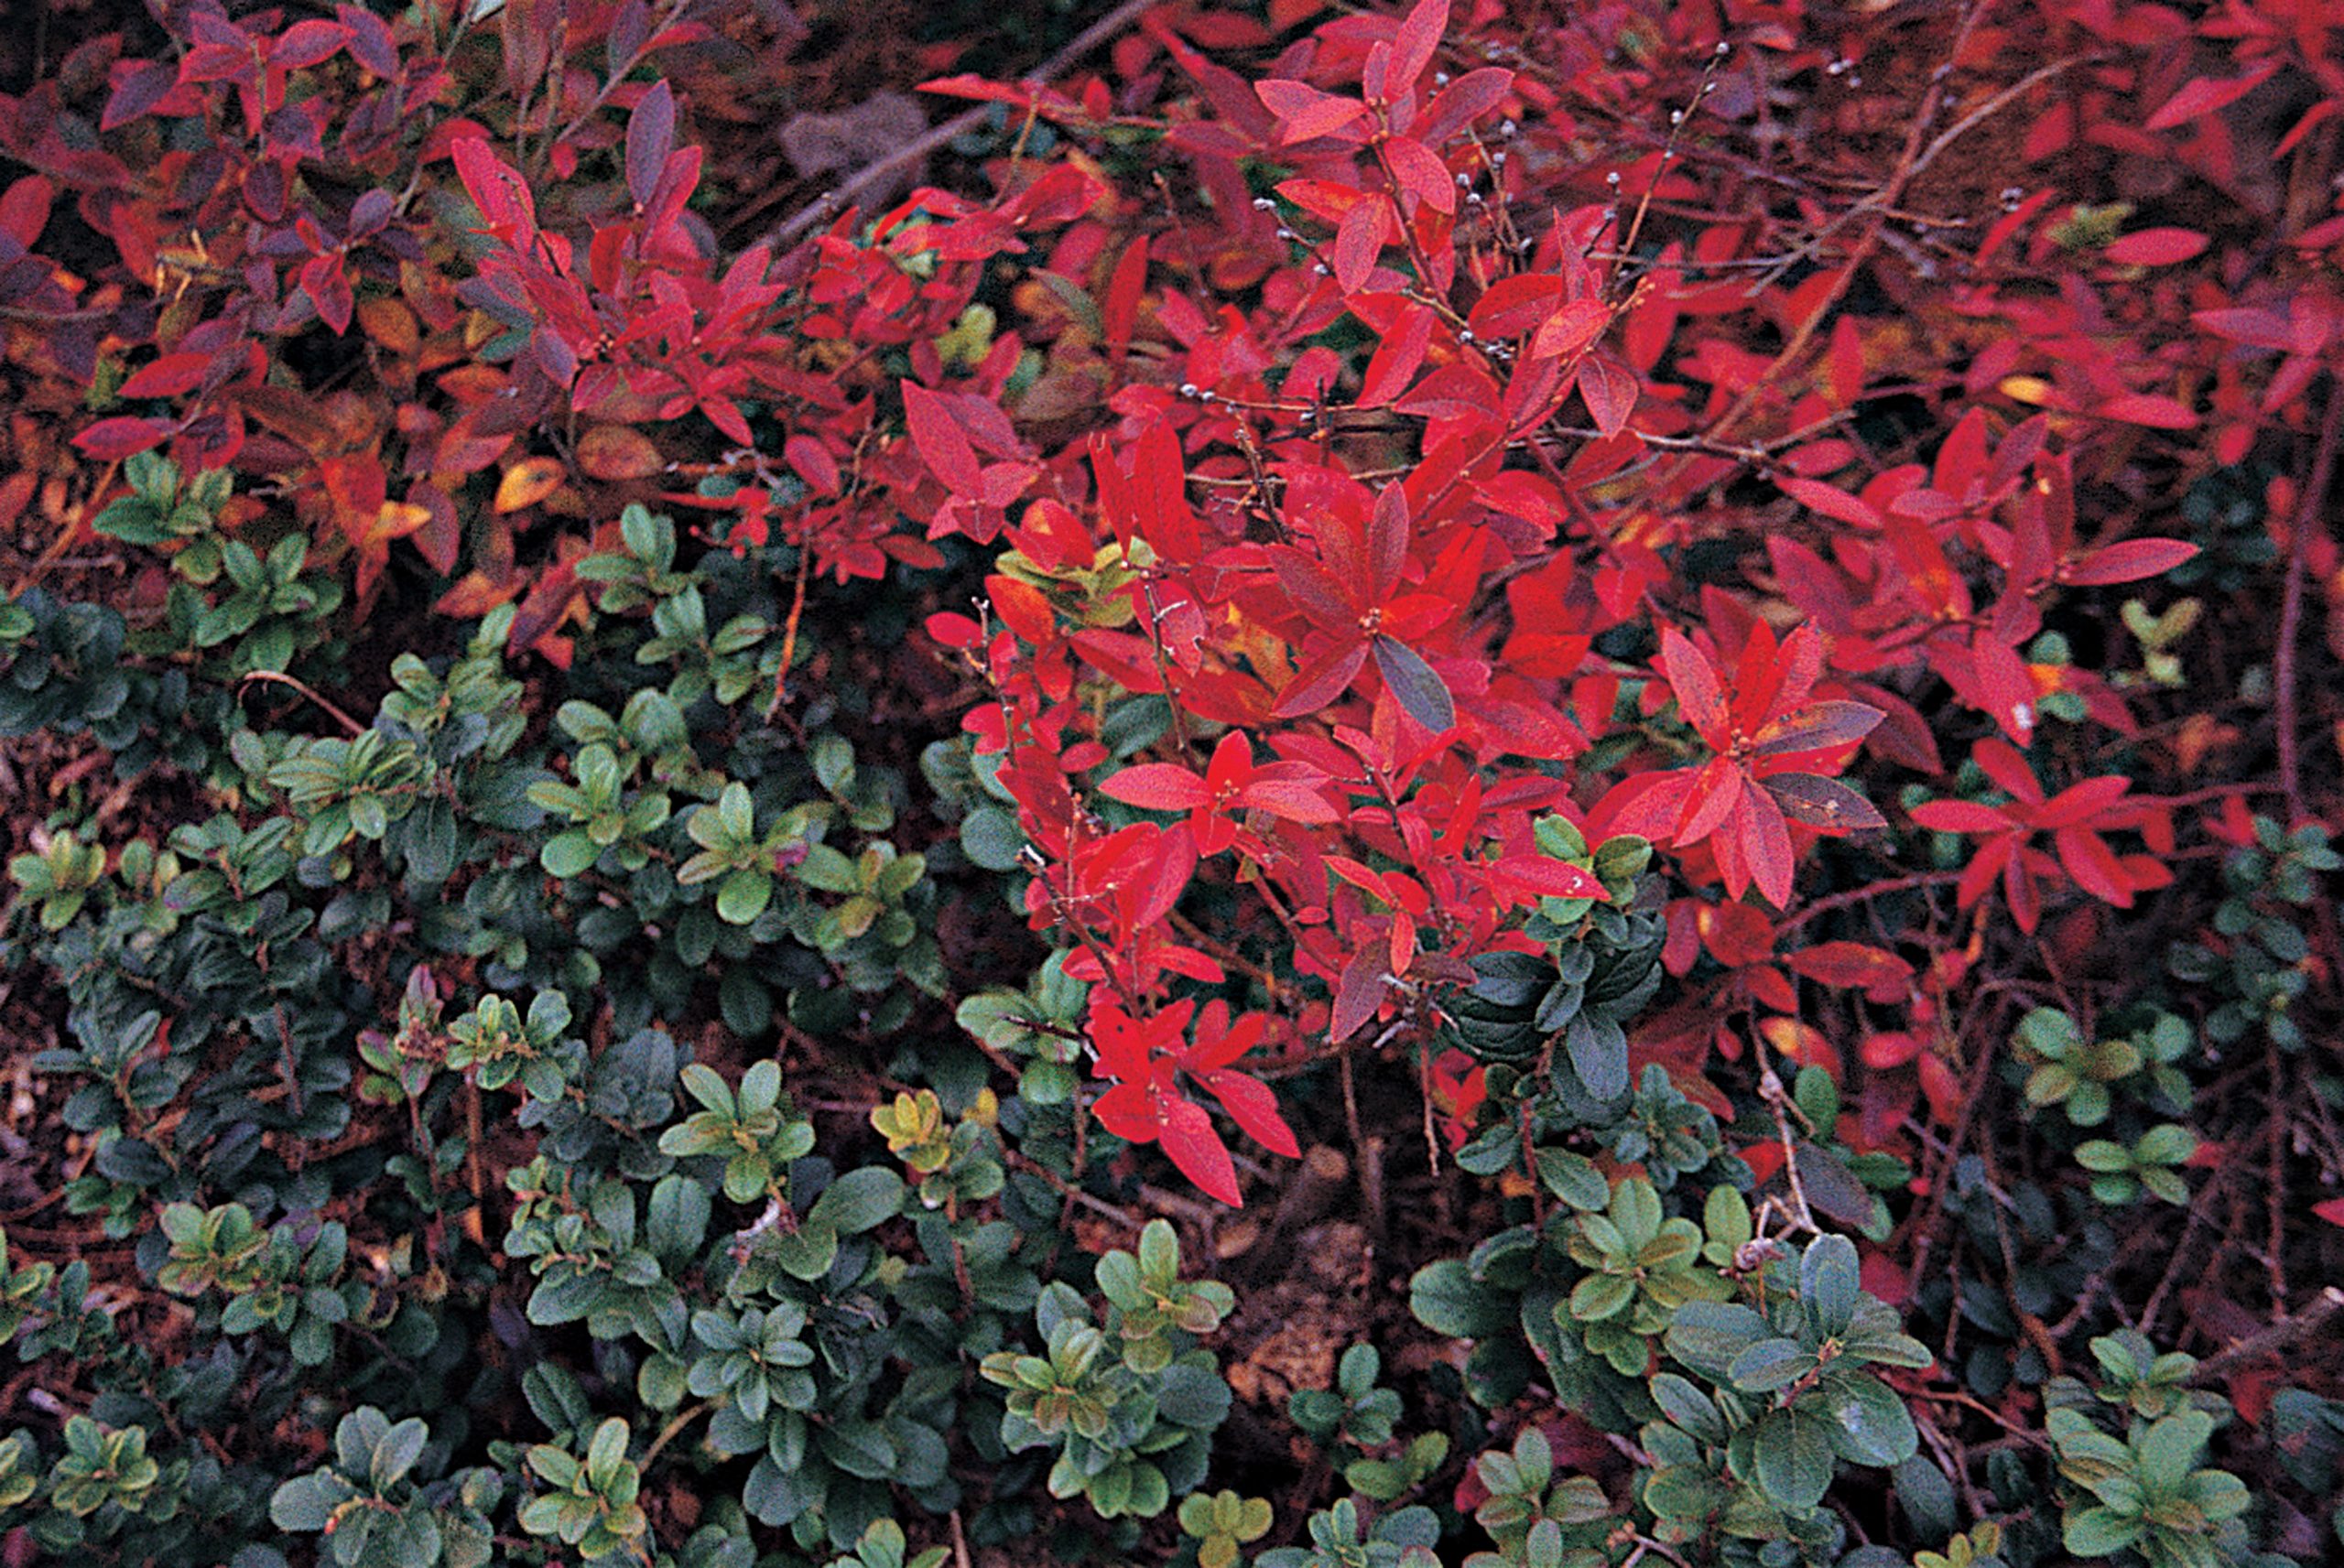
left=2275, top=380, right=2340, bottom=824
left=765, top=0, right=1164, bottom=249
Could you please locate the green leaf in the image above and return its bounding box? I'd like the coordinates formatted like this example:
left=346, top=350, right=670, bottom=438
left=1801, top=1234, right=1860, bottom=1338
left=268, top=1472, right=350, bottom=1533
left=1823, top=1374, right=1917, bottom=1466
left=1666, top=1301, right=1766, bottom=1379
left=1535, top=1149, right=1612, bottom=1210
left=1729, top=1337, right=1817, bottom=1392
left=1410, top=1260, right=1513, bottom=1338
left=540, top=829, right=600, bottom=878
left=1753, top=1404, right=1834, bottom=1511
left=370, top=1418, right=429, bottom=1490
left=960, top=806, right=1026, bottom=871
left=1564, top=1012, right=1628, bottom=1100
left=1649, top=1373, right=1726, bottom=1443
left=2063, top=1505, right=2144, bottom=1557
left=1568, top=1271, right=1637, bottom=1323
left=716, top=868, right=773, bottom=925
left=2135, top=1411, right=2212, bottom=1493
left=808, top=1167, right=904, bottom=1235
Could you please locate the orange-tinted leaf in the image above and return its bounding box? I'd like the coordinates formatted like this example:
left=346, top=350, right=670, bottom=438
left=577, top=426, right=663, bottom=481
left=494, top=457, right=566, bottom=513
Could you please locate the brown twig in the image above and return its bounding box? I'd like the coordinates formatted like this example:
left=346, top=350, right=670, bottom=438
left=764, top=0, right=1164, bottom=250
left=2189, top=1285, right=2344, bottom=1382
left=238, top=669, right=367, bottom=738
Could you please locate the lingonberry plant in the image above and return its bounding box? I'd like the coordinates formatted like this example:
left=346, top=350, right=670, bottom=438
left=4, top=0, right=2342, bottom=1563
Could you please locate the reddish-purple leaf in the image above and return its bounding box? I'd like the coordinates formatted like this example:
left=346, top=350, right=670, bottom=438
left=1416, top=67, right=1514, bottom=145
left=1373, top=633, right=1455, bottom=731
left=1752, top=700, right=1885, bottom=758
left=1763, top=773, right=1888, bottom=833
left=2098, top=392, right=2199, bottom=429
left=73, top=416, right=171, bottom=460
left=626, top=80, right=676, bottom=208
left=103, top=61, right=178, bottom=130
left=1737, top=788, right=1797, bottom=908
left=1575, top=353, right=1637, bottom=438
left=1330, top=941, right=1387, bottom=1044
left=271, top=19, right=350, bottom=68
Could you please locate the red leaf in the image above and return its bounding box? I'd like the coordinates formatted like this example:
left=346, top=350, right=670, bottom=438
left=2313, top=1197, right=2344, bottom=1227
left=2098, top=393, right=2198, bottom=430
left=1333, top=197, right=1384, bottom=292
left=1576, top=354, right=1637, bottom=438
left=1785, top=942, right=1913, bottom=1001
left=2065, top=538, right=2199, bottom=585
left=1098, top=763, right=1210, bottom=812
left=901, top=382, right=982, bottom=496
left=116, top=352, right=214, bottom=401
left=1910, top=800, right=2009, bottom=833
left=1391, top=0, right=1449, bottom=90
left=1158, top=1097, right=1243, bottom=1206
left=0, top=174, right=52, bottom=247
left=2055, top=826, right=2134, bottom=906
left=1357, top=305, right=1433, bottom=408
left=1659, top=629, right=1729, bottom=746
left=1488, top=857, right=1611, bottom=901
left=1779, top=477, right=1882, bottom=530
left=2103, top=227, right=2208, bottom=265
left=1674, top=757, right=1744, bottom=848
left=1384, top=135, right=1455, bottom=213
left=1256, top=81, right=1366, bottom=143
left=1238, top=779, right=1340, bottom=825
left=1197, top=1070, right=1300, bottom=1159
left=301, top=253, right=353, bottom=335
left=1530, top=297, right=1611, bottom=362
left=2144, top=63, right=2280, bottom=132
